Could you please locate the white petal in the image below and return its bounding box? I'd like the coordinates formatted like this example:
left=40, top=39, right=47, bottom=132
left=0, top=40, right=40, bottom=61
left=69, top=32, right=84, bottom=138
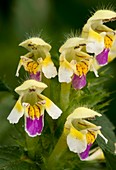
left=16, top=59, right=22, bottom=77
left=90, top=62, right=99, bottom=77
left=58, top=56, right=73, bottom=83
left=38, top=94, right=62, bottom=119
left=42, top=55, right=57, bottom=78
left=67, top=133, right=87, bottom=153
left=7, top=98, right=24, bottom=124
left=85, top=148, right=104, bottom=161
left=114, top=143, right=116, bottom=154
left=86, top=28, right=105, bottom=55
left=109, top=39, right=116, bottom=62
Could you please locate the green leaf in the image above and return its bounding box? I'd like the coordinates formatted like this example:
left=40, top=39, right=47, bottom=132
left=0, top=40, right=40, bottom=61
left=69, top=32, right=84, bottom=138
left=55, top=149, right=107, bottom=170
left=0, top=146, right=39, bottom=170
left=93, top=114, right=116, bottom=154
left=104, top=151, right=116, bottom=170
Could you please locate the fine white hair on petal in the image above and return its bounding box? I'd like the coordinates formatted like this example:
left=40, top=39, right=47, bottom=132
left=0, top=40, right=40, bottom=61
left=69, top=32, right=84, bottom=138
left=7, top=98, right=24, bottom=124
left=67, top=134, right=87, bottom=153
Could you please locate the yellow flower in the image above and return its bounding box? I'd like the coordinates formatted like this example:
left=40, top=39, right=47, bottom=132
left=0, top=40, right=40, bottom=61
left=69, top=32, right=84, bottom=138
left=16, top=37, right=57, bottom=80
left=7, top=80, right=62, bottom=137
left=58, top=37, right=98, bottom=89
left=82, top=10, right=116, bottom=68
left=64, top=107, right=108, bottom=160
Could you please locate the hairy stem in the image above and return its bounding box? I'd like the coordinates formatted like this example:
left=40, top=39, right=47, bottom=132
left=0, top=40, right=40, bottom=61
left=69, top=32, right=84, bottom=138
left=25, top=134, right=39, bottom=160
left=47, top=133, right=67, bottom=169
left=60, top=83, right=71, bottom=112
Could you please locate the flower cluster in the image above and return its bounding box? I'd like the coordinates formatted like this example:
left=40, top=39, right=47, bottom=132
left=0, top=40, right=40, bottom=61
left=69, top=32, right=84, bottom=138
left=7, top=9, right=116, bottom=162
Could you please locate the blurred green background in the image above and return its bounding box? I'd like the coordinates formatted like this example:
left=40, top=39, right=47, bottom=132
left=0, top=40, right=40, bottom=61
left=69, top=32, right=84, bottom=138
left=0, top=0, right=116, bottom=144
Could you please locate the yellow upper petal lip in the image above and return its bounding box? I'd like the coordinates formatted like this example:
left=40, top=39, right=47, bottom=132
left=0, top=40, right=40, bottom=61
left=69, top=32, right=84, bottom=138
left=88, top=10, right=116, bottom=22
left=15, top=80, right=47, bottom=95
left=59, top=37, right=86, bottom=53
left=82, top=10, right=116, bottom=38
left=19, top=37, right=51, bottom=52
left=66, top=107, right=101, bottom=122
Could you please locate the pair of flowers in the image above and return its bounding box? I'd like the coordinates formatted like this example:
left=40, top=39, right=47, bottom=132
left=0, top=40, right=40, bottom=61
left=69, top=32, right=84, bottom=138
left=7, top=81, right=107, bottom=161
left=60, top=10, right=116, bottom=89
left=16, top=37, right=90, bottom=90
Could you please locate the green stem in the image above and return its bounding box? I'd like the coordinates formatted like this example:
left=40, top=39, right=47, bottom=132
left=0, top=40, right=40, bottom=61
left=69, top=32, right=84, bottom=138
left=60, top=83, right=71, bottom=112
left=47, top=133, right=67, bottom=169
left=42, top=77, right=51, bottom=98
left=25, top=134, right=39, bottom=160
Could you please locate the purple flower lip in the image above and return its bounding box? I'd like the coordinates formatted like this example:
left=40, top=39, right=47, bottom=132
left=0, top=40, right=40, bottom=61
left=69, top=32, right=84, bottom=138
left=79, top=144, right=92, bottom=160
left=25, top=115, right=44, bottom=137
left=30, top=71, right=41, bottom=81
left=96, top=48, right=110, bottom=66
left=72, top=74, right=86, bottom=90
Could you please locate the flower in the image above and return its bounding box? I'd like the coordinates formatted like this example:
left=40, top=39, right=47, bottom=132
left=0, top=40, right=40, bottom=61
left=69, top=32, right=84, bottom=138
left=82, top=10, right=116, bottom=67
left=16, top=37, right=57, bottom=81
left=7, top=80, right=62, bottom=137
left=58, top=37, right=98, bottom=90
left=85, top=147, right=105, bottom=161
left=64, top=107, right=108, bottom=160
left=86, top=28, right=116, bottom=66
